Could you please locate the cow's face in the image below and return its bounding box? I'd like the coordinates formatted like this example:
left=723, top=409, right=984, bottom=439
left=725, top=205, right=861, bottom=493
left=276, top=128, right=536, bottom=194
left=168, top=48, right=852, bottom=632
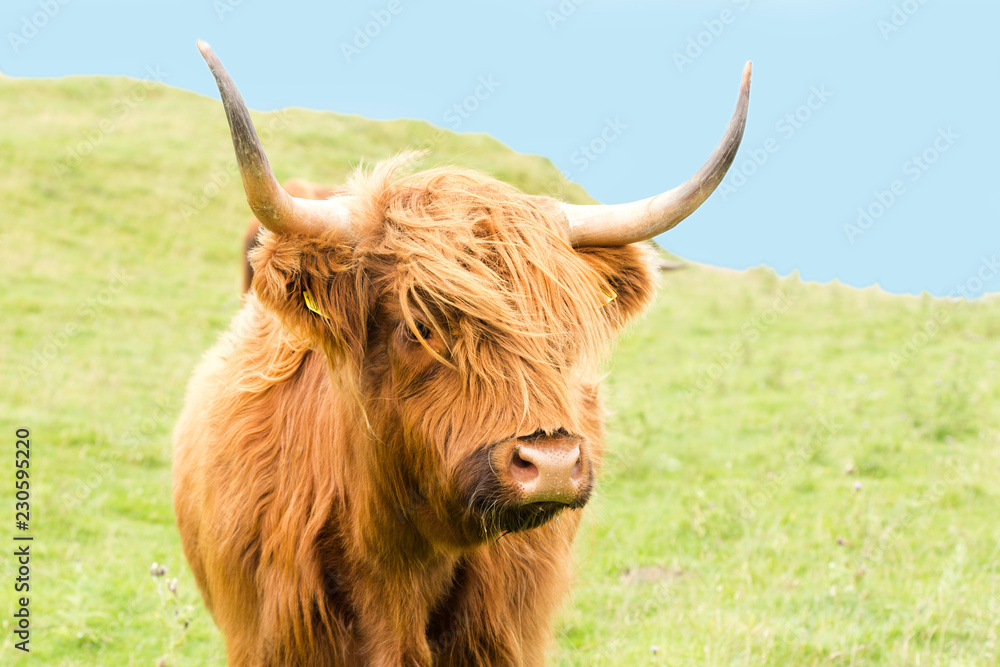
left=198, top=42, right=749, bottom=546
left=251, top=158, right=658, bottom=545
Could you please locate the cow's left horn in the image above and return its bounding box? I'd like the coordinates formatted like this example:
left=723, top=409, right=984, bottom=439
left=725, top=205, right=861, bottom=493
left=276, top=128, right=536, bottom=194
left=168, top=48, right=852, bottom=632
left=197, top=41, right=354, bottom=240
left=564, top=62, right=752, bottom=247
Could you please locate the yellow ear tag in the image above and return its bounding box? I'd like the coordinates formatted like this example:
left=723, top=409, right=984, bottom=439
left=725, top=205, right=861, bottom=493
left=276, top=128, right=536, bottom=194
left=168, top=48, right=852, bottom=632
left=303, top=290, right=330, bottom=320
left=600, top=287, right=618, bottom=308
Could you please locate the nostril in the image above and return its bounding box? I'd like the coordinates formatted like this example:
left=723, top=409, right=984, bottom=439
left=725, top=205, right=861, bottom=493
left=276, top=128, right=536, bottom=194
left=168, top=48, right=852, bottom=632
left=506, top=441, right=585, bottom=505
left=509, top=447, right=539, bottom=484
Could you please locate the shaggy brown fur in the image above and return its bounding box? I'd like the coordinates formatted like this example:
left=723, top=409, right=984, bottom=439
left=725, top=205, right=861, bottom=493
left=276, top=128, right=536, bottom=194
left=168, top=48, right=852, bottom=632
left=243, top=179, right=340, bottom=292
left=174, top=155, right=658, bottom=666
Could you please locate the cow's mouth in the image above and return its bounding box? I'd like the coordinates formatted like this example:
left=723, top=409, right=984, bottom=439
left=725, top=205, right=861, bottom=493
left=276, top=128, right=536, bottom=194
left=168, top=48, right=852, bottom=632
left=466, top=485, right=592, bottom=537
left=468, top=498, right=564, bottom=536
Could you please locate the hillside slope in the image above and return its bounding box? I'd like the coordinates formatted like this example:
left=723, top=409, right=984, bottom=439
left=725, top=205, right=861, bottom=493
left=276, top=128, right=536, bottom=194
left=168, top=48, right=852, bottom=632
left=1, top=75, right=998, bottom=666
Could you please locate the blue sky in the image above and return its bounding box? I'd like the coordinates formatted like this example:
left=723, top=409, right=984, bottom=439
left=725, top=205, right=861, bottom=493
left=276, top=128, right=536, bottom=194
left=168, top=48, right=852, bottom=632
left=3, top=0, right=996, bottom=297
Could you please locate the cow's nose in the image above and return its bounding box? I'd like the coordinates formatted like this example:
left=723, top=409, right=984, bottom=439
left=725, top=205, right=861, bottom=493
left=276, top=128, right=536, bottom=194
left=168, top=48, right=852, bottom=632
left=508, top=438, right=584, bottom=504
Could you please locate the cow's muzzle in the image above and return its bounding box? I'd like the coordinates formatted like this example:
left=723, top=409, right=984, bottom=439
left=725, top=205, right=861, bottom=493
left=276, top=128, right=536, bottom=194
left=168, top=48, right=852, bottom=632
left=459, top=430, right=594, bottom=538
left=499, top=433, right=589, bottom=506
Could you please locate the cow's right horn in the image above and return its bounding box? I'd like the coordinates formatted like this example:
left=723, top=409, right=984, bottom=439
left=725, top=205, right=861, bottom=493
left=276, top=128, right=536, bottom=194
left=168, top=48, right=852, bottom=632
left=562, top=62, right=751, bottom=247
left=198, top=41, right=354, bottom=239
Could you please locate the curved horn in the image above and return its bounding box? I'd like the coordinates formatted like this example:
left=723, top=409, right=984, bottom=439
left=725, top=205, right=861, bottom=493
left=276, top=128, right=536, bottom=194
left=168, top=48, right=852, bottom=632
left=197, top=41, right=354, bottom=239
left=564, top=62, right=752, bottom=247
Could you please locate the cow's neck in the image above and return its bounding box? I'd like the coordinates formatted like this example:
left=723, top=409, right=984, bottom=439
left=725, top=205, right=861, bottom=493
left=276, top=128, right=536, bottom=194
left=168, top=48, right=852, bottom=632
left=321, top=416, right=463, bottom=661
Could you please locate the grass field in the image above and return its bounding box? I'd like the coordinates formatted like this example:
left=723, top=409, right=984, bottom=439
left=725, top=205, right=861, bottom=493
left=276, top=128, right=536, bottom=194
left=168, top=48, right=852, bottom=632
left=1, top=73, right=998, bottom=666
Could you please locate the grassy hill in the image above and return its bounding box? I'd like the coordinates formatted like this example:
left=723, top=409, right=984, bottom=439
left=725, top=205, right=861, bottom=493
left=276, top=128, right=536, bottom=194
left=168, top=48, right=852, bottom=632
left=1, top=74, right=998, bottom=666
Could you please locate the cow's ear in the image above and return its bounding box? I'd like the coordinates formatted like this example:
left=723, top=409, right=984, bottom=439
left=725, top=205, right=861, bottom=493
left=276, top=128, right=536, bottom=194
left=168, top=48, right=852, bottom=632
left=249, top=231, right=370, bottom=363
left=576, top=242, right=660, bottom=330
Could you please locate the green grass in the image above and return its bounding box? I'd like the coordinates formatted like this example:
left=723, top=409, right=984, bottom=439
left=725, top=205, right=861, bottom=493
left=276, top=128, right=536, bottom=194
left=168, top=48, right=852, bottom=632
left=1, top=74, right=998, bottom=666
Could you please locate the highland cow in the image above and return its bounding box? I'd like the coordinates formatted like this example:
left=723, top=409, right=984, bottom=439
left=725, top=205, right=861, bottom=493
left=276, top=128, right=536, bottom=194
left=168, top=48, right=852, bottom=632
left=173, top=41, right=751, bottom=666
